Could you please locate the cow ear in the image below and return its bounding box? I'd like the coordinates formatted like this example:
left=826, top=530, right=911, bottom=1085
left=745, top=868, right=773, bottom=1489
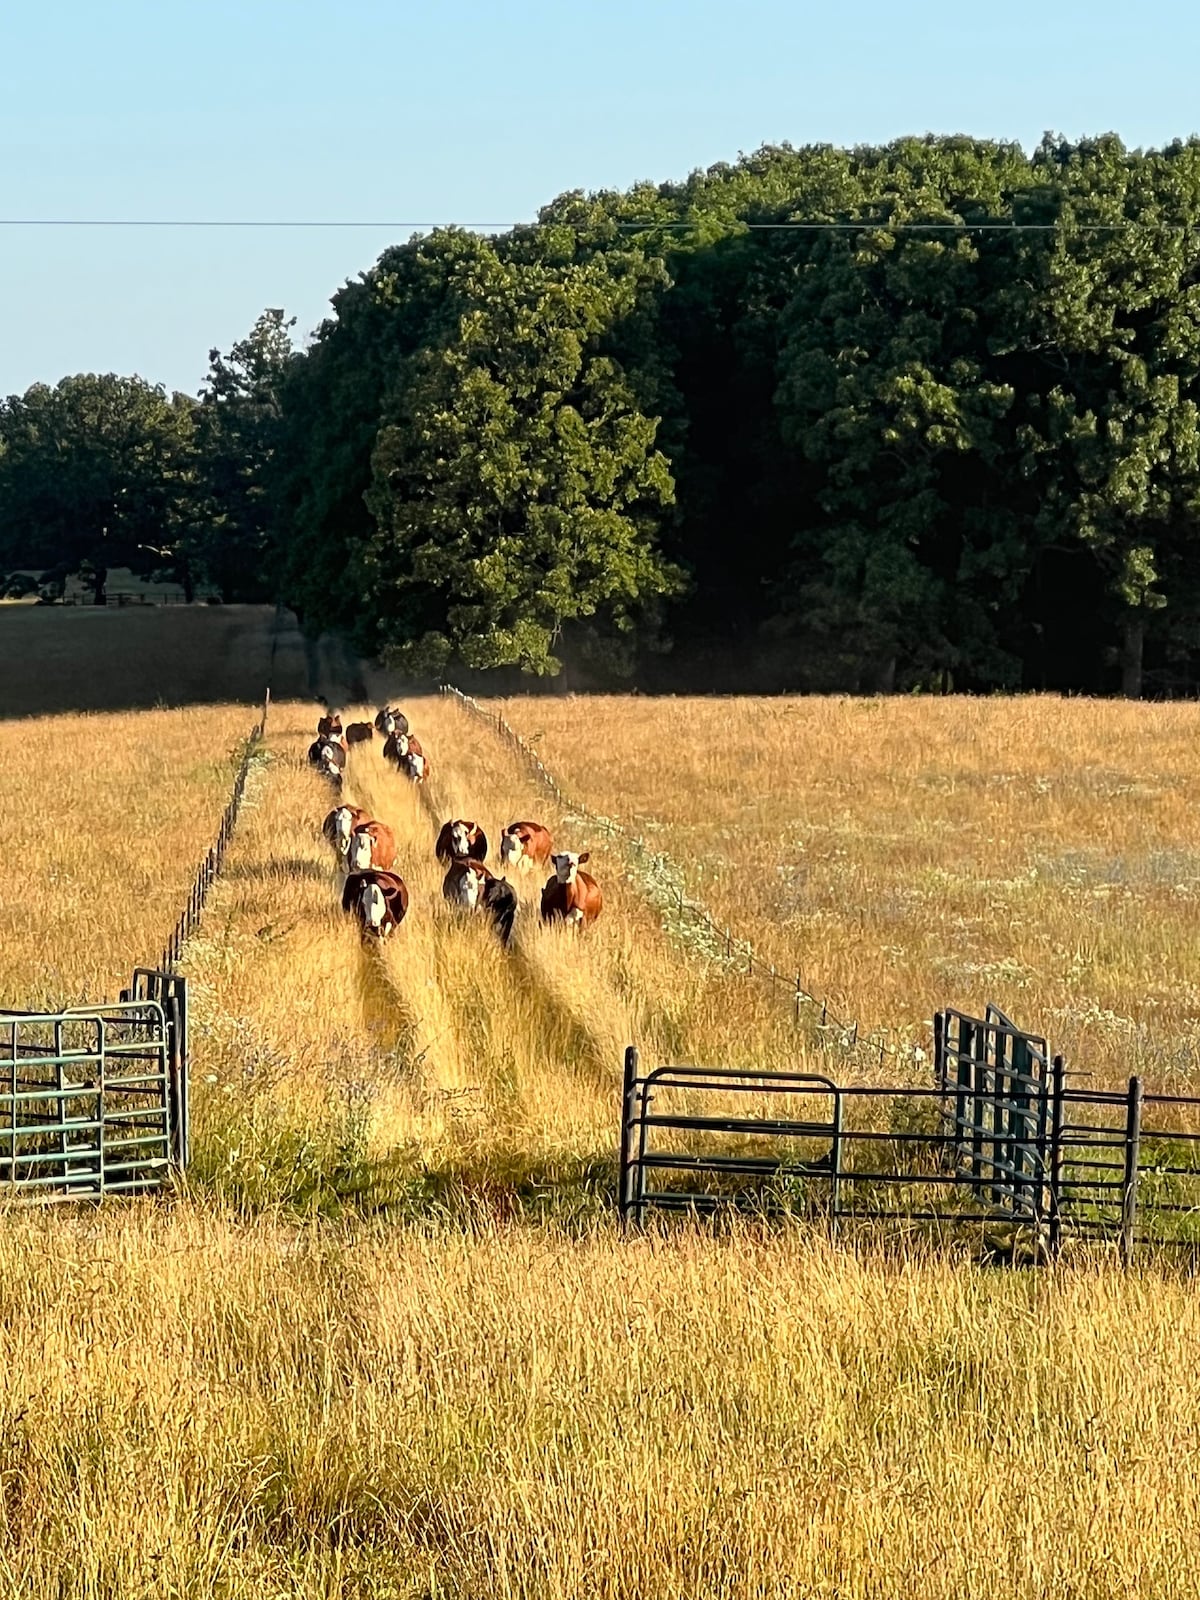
left=578, top=851, right=590, bottom=864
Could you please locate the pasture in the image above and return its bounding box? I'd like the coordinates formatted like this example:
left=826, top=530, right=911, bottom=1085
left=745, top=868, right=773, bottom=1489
left=3, top=616, right=1200, bottom=1596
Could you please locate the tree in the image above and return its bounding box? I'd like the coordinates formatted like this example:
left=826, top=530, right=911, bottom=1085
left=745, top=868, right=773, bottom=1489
left=0, top=374, right=196, bottom=602
left=357, top=239, right=681, bottom=676
left=190, top=308, right=297, bottom=602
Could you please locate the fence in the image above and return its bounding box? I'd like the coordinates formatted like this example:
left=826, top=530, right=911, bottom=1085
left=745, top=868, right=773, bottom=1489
left=158, top=691, right=269, bottom=971
left=618, top=1004, right=1200, bottom=1259
left=0, top=971, right=186, bottom=1201
left=440, top=683, right=914, bottom=1071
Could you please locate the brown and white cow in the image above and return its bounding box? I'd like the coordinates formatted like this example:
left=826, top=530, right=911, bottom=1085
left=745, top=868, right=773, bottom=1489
left=375, top=706, right=410, bottom=737
left=342, top=869, right=409, bottom=938
left=435, top=819, right=488, bottom=865
left=442, top=858, right=518, bottom=945
left=540, top=852, right=602, bottom=928
left=322, top=804, right=367, bottom=857
left=317, top=712, right=346, bottom=744
left=308, top=739, right=347, bottom=784
left=347, top=819, right=398, bottom=873
left=345, top=721, right=375, bottom=745
left=499, top=821, right=554, bottom=874
left=383, top=730, right=428, bottom=783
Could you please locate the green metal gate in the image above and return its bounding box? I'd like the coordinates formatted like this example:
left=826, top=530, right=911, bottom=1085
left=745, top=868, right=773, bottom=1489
left=0, top=971, right=187, bottom=1201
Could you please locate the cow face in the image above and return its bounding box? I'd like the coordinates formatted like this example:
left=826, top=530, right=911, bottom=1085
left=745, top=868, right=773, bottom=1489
left=448, top=863, right=483, bottom=910
left=392, top=731, right=409, bottom=756
left=380, top=711, right=396, bottom=736
left=348, top=830, right=373, bottom=872
left=551, top=851, right=589, bottom=885
left=332, top=807, right=355, bottom=852
left=360, top=881, right=388, bottom=933
left=499, top=831, right=522, bottom=867
left=448, top=820, right=475, bottom=858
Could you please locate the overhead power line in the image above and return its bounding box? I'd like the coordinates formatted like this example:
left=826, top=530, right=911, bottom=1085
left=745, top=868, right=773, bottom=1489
left=2, top=217, right=1200, bottom=233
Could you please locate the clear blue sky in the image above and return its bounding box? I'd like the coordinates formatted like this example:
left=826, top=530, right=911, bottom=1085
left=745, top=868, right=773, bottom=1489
left=2, top=0, right=1198, bottom=398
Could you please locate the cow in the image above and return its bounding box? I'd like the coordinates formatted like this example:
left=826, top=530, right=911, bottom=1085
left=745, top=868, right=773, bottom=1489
left=345, top=721, right=375, bottom=745
left=442, top=858, right=518, bottom=946
left=342, top=869, right=409, bottom=938
left=435, top=819, right=488, bottom=865
left=540, top=852, right=602, bottom=928
left=317, top=711, right=344, bottom=742
left=375, top=707, right=410, bottom=737
left=308, top=739, right=347, bottom=784
left=347, top=819, right=398, bottom=873
left=499, top=821, right=554, bottom=874
left=383, top=730, right=429, bottom=783
left=322, top=804, right=367, bottom=858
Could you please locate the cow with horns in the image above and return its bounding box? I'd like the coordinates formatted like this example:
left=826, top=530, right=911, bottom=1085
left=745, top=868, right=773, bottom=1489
left=435, top=819, right=487, bottom=865
left=375, top=707, right=410, bottom=737
left=343, top=869, right=409, bottom=938
left=347, top=820, right=398, bottom=873
left=499, top=821, right=554, bottom=874
left=442, top=858, right=518, bottom=946
left=540, top=852, right=602, bottom=928
left=322, top=804, right=368, bottom=859
left=316, top=712, right=347, bottom=746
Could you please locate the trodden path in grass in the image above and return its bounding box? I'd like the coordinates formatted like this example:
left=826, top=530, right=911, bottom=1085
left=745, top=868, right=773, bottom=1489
left=183, top=695, right=842, bottom=1199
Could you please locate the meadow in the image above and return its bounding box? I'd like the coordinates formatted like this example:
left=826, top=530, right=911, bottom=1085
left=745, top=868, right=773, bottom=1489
left=3, top=609, right=1200, bottom=1596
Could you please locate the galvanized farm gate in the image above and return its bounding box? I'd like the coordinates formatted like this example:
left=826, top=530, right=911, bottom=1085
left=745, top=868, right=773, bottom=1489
left=0, top=970, right=187, bottom=1201
left=618, top=1005, right=1200, bottom=1258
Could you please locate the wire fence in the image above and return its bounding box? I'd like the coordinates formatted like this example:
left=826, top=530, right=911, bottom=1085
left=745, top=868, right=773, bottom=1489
left=440, top=683, right=921, bottom=1072
left=157, top=691, right=270, bottom=972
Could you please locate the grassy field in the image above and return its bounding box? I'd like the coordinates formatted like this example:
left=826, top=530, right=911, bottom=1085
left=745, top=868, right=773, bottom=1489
left=5, top=616, right=1200, bottom=1596
left=496, top=693, right=1200, bottom=1090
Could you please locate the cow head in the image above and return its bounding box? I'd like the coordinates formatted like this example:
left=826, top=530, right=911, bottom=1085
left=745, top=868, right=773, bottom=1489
left=448, top=820, right=475, bottom=858
left=551, top=851, right=589, bottom=885
left=392, top=731, right=410, bottom=756
left=318, top=712, right=343, bottom=738
left=332, top=806, right=356, bottom=852
left=348, top=829, right=374, bottom=872
left=499, top=830, right=522, bottom=867
left=449, top=861, right=485, bottom=910
left=359, top=880, right=389, bottom=933
left=380, top=710, right=397, bottom=736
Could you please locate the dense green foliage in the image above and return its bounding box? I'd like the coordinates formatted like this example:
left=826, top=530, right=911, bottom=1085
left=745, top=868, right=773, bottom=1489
left=6, top=134, right=1200, bottom=693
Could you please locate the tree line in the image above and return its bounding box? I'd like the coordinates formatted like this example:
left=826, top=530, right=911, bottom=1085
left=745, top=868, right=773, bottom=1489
left=5, top=133, right=1200, bottom=696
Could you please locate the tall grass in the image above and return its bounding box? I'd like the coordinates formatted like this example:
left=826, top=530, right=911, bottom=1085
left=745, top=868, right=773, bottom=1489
left=495, top=693, right=1200, bottom=1089
left=0, top=1207, right=1198, bottom=1598
left=10, top=673, right=1200, bottom=1596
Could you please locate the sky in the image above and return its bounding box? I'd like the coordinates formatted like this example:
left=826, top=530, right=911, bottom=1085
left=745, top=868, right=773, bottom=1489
left=2, top=0, right=1199, bottom=398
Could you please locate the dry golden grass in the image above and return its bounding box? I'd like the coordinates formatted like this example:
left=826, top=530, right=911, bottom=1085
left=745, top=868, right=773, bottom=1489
left=1, top=1207, right=1199, bottom=1598
left=12, top=653, right=1200, bottom=1596
left=0, top=701, right=262, bottom=1007
left=495, top=693, right=1200, bottom=1089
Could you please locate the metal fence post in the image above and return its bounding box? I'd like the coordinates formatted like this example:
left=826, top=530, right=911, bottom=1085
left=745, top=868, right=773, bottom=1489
left=618, top=1046, right=640, bottom=1227
left=1121, top=1076, right=1143, bottom=1266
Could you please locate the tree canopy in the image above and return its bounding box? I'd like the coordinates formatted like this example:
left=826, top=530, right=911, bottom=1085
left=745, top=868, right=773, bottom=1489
left=7, top=133, right=1200, bottom=695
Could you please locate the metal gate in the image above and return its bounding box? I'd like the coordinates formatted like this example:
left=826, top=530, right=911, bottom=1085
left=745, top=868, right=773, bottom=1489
left=0, top=971, right=187, bottom=1201
left=935, top=1005, right=1053, bottom=1223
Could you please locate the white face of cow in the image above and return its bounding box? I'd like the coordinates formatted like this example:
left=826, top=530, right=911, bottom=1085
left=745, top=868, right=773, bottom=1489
left=450, top=866, right=482, bottom=910
left=333, top=808, right=355, bottom=851
left=449, top=821, right=473, bottom=858
left=393, top=732, right=409, bottom=756
left=348, top=831, right=373, bottom=872
left=552, top=851, right=589, bottom=885
left=406, top=752, right=425, bottom=780
left=499, top=832, right=522, bottom=867
left=361, top=881, right=388, bottom=931
left=381, top=711, right=396, bottom=736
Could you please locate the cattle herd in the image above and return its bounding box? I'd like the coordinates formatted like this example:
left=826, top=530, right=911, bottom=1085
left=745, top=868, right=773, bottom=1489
left=308, top=706, right=604, bottom=943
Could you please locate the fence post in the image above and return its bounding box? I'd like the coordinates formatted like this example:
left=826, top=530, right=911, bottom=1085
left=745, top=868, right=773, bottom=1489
left=1048, top=1053, right=1066, bottom=1257
left=1121, top=1075, right=1143, bottom=1266
left=618, top=1046, right=640, bottom=1227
